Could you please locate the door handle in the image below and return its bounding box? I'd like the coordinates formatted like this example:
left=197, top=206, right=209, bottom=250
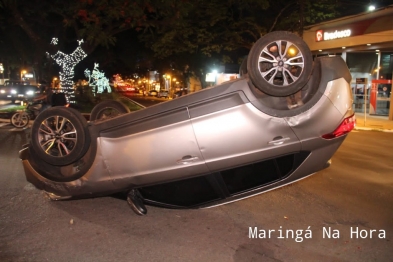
left=176, top=155, right=199, bottom=164
left=268, top=136, right=290, bottom=146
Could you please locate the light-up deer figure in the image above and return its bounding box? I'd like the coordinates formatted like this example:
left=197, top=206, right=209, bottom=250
left=84, top=63, right=112, bottom=95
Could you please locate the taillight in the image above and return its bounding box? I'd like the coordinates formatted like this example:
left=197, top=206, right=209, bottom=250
left=322, top=114, right=355, bottom=139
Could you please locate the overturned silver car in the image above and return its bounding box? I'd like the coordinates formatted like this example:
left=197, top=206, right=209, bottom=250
left=20, top=31, right=355, bottom=215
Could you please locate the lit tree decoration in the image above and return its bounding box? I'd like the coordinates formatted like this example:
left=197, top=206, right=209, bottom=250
left=49, top=39, right=87, bottom=103
left=51, top=37, right=59, bottom=45
left=84, top=63, right=112, bottom=95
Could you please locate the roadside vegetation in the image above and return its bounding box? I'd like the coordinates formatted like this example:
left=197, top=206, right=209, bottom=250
left=0, top=105, right=25, bottom=113
left=73, top=86, right=143, bottom=113
left=0, top=90, right=143, bottom=117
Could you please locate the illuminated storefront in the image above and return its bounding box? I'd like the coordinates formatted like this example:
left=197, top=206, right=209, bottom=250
left=303, top=5, right=393, bottom=117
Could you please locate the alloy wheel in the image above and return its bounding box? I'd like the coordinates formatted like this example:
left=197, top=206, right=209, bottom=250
left=37, top=115, right=77, bottom=157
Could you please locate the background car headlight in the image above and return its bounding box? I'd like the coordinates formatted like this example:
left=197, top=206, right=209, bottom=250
left=26, top=90, right=34, bottom=95
left=0, top=90, right=5, bottom=94
left=11, top=90, right=17, bottom=94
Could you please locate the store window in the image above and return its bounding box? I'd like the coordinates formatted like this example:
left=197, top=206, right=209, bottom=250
left=346, top=53, right=378, bottom=75
left=346, top=52, right=392, bottom=115
left=380, top=53, right=393, bottom=80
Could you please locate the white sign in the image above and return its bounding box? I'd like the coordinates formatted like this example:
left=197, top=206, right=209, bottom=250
left=324, top=29, right=351, bottom=40
left=205, top=73, right=216, bottom=82
left=316, top=29, right=351, bottom=41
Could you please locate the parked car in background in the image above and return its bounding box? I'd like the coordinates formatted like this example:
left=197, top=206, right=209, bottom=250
left=157, top=90, right=169, bottom=98
left=0, top=84, right=39, bottom=103
left=172, top=89, right=187, bottom=99
left=145, top=89, right=157, bottom=96
left=20, top=31, right=355, bottom=216
left=145, top=89, right=169, bottom=98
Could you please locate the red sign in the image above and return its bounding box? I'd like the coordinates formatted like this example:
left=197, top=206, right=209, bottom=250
left=316, top=30, right=323, bottom=41
left=314, top=15, right=392, bottom=42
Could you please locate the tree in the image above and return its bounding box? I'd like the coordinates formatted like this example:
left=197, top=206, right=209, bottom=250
left=0, top=0, right=343, bottom=88
left=137, top=0, right=342, bottom=87
left=139, top=0, right=269, bottom=58
left=0, top=0, right=167, bottom=81
left=266, top=0, right=341, bottom=36
left=137, top=0, right=271, bottom=88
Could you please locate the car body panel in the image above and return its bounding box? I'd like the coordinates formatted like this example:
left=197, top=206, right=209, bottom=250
left=191, top=102, right=301, bottom=172
left=19, top=55, right=355, bottom=209
left=22, top=141, right=117, bottom=198
left=99, top=112, right=209, bottom=181
left=203, top=137, right=345, bottom=208
left=286, top=78, right=353, bottom=142
left=324, top=78, right=354, bottom=117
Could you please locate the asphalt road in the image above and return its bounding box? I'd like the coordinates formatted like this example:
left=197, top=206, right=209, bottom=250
left=0, top=125, right=392, bottom=262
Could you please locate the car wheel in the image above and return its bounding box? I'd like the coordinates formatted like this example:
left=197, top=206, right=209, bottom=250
left=90, top=100, right=130, bottom=121
left=30, top=107, right=90, bottom=166
left=10, top=112, right=30, bottom=128
left=247, top=31, right=312, bottom=97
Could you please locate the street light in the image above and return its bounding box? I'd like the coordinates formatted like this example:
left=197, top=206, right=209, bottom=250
left=172, top=78, right=178, bottom=91
left=0, top=63, right=4, bottom=85
left=212, top=69, right=218, bottom=86
left=165, top=75, right=171, bottom=91
left=21, top=70, right=27, bottom=81
left=52, top=77, right=58, bottom=88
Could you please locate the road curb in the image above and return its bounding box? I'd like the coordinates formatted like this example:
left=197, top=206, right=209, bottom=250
left=354, top=126, right=393, bottom=133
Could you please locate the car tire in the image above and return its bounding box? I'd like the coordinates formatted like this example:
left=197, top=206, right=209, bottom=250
left=247, top=31, right=313, bottom=97
left=30, top=107, right=90, bottom=166
left=90, top=100, right=130, bottom=121
left=10, top=112, right=29, bottom=128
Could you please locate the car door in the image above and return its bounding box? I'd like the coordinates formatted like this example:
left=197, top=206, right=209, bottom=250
left=99, top=107, right=210, bottom=185
left=189, top=92, right=301, bottom=172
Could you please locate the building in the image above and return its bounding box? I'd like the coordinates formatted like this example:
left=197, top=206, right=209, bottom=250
left=205, top=64, right=240, bottom=87
left=303, top=5, right=393, bottom=117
